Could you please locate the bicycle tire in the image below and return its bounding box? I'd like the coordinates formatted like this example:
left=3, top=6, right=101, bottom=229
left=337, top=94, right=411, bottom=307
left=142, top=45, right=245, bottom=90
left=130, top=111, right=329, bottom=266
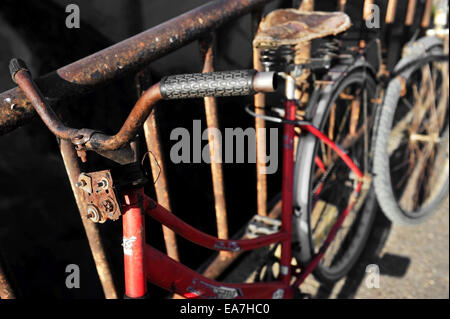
left=293, top=63, right=378, bottom=284
left=373, top=36, right=449, bottom=225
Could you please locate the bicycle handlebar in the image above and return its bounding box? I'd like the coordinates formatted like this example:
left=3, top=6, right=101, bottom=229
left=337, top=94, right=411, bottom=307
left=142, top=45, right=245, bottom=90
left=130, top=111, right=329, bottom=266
left=160, top=70, right=277, bottom=99
left=10, top=58, right=277, bottom=152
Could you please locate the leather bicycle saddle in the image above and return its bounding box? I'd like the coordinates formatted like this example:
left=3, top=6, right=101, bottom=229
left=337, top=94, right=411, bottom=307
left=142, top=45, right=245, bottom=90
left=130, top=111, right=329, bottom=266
left=253, top=9, right=351, bottom=48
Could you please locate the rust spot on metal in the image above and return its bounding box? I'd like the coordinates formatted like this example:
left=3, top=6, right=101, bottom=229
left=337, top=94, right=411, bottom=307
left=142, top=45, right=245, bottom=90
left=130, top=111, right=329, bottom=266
left=253, top=47, right=268, bottom=217
left=338, top=0, right=347, bottom=11
left=396, top=75, right=407, bottom=97
left=87, top=83, right=163, bottom=151
left=421, top=0, right=433, bottom=28
left=137, top=67, right=180, bottom=262
left=77, top=170, right=121, bottom=223
left=59, top=140, right=118, bottom=299
left=405, top=0, right=417, bottom=26
left=143, top=108, right=180, bottom=261
left=200, top=34, right=229, bottom=241
left=298, top=0, right=314, bottom=11
left=363, top=0, right=374, bottom=21
left=14, top=70, right=79, bottom=140
left=385, top=0, right=398, bottom=24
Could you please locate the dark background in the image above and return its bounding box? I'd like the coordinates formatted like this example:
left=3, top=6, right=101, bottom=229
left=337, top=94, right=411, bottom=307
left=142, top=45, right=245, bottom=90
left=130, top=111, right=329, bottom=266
left=0, top=0, right=426, bottom=298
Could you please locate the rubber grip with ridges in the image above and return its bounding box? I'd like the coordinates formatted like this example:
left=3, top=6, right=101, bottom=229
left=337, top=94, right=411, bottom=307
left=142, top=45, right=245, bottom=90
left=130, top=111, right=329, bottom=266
left=9, top=58, right=30, bottom=83
left=160, top=70, right=256, bottom=99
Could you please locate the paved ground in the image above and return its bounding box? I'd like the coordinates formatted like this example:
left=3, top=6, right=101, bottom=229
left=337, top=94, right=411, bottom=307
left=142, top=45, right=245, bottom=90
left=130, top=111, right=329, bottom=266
left=301, top=197, right=449, bottom=299
left=353, top=199, right=449, bottom=299
left=226, top=197, right=449, bottom=299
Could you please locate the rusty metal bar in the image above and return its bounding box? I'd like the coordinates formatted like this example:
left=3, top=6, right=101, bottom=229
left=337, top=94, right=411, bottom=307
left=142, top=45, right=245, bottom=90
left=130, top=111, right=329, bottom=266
left=338, top=0, right=347, bottom=11
left=386, top=0, right=398, bottom=24
left=142, top=111, right=180, bottom=261
left=298, top=0, right=314, bottom=11
left=136, top=67, right=180, bottom=261
left=59, top=139, right=118, bottom=299
left=0, top=0, right=275, bottom=137
left=202, top=8, right=267, bottom=278
left=421, top=0, right=433, bottom=28
left=199, top=35, right=229, bottom=241
left=252, top=6, right=267, bottom=217
left=405, top=0, right=417, bottom=26
left=0, top=258, right=15, bottom=299
left=294, top=0, right=314, bottom=101
left=253, top=45, right=267, bottom=217
left=13, top=69, right=79, bottom=141
left=363, top=0, right=375, bottom=21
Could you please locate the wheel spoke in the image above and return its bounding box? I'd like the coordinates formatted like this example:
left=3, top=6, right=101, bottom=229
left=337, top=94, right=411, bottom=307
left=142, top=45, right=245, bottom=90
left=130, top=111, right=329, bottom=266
left=411, top=67, right=434, bottom=133
left=309, top=78, right=376, bottom=279
left=401, top=97, right=414, bottom=110
left=363, top=89, right=370, bottom=175
left=326, top=104, right=337, bottom=166
left=350, top=98, right=360, bottom=136
left=388, top=111, right=413, bottom=155
left=399, top=145, right=433, bottom=211
left=425, top=132, right=449, bottom=205
left=433, top=62, right=449, bottom=131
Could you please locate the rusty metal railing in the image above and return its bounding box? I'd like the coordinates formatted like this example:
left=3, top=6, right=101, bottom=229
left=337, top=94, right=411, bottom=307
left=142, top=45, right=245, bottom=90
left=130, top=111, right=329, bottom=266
left=0, top=0, right=274, bottom=136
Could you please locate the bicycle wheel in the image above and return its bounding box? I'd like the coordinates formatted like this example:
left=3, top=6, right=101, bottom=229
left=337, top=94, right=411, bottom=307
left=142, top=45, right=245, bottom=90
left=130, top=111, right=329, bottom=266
left=293, top=63, right=378, bottom=284
left=373, top=37, right=449, bottom=225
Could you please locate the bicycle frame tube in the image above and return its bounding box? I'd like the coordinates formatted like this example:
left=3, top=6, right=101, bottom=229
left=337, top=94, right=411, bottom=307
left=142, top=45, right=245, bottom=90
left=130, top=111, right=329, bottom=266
left=127, top=188, right=292, bottom=299
left=293, top=182, right=362, bottom=287
left=145, top=245, right=289, bottom=299
left=279, top=99, right=297, bottom=285
left=143, top=197, right=288, bottom=252
left=121, top=189, right=147, bottom=298
left=117, top=109, right=364, bottom=298
left=291, top=121, right=364, bottom=287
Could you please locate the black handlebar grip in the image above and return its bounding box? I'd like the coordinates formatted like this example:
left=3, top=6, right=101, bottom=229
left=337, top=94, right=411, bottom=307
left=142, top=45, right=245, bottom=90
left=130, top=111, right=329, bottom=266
left=9, top=58, right=30, bottom=83
left=160, top=69, right=257, bottom=99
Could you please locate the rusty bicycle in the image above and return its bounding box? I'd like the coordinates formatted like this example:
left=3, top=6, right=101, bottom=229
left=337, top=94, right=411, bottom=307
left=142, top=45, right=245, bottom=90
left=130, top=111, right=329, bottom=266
left=1, top=0, right=448, bottom=299
left=7, top=4, right=382, bottom=297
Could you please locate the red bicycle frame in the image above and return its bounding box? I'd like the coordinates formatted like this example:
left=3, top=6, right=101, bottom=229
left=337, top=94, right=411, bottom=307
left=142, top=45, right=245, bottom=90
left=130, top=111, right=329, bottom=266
left=8, top=55, right=364, bottom=298
left=120, top=98, right=364, bottom=299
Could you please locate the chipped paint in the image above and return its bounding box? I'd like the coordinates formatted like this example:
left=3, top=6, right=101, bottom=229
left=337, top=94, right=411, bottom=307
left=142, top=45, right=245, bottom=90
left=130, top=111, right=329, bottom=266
left=122, top=236, right=137, bottom=256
